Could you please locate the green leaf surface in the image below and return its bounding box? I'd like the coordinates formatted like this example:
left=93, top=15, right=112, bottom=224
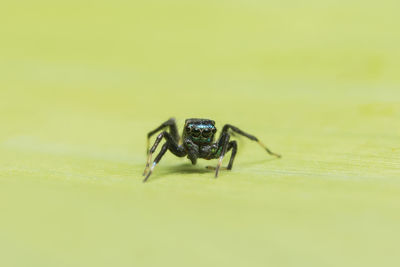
left=1, top=1, right=399, bottom=266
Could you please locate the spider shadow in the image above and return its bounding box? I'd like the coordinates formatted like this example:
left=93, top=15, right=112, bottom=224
left=142, top=157, right=280, bottom=183
left=238, top=157, right=280, bottom=168
left=147, top=163, right=210, bottom=181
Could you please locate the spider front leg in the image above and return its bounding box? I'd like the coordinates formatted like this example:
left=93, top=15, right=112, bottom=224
left=142, top=131, right=186, bottom=182
left=213, top=132, right=231, bottom=178
left=226, top=140, right=237, bottom=170
left=206, top=141, right=237, bottom=171
left=143, top=143, right=168, bottom=182
left=146, top=118, right=180, bottom=154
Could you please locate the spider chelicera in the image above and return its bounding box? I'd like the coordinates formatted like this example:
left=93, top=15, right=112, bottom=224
left=142, top=118, right=281, bottom=182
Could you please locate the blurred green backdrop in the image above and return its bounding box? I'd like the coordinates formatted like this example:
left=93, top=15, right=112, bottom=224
left=1, top=1, right=399, bottom=267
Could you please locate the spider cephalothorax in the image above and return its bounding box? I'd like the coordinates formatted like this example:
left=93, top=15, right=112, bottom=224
left=183, top=119, right=217, bottom=144
left=142, top=118, right=281, bottom=182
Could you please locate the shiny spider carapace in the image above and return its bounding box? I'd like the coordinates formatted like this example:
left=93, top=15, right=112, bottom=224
left=142, top=118, right=281, bottom=182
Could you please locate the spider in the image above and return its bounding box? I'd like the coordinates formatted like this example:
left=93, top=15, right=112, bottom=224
left=142, top=118, right=281, bottom=182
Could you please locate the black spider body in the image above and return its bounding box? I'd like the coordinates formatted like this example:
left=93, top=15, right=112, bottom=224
left=142, top=118, right=280, bottom=182
left=182, top=119, right=218, bottom=163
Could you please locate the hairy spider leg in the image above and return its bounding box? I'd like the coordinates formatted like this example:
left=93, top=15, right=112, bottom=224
left=214, top=132, right=231, bottom=178
left=206, top=140, right=237, bottom=171
left=143, top=131, right=187, bottom=182
left=226, top=140, right=238, bottom=170
left=143, top=143, right=168, bottom=182
left=146, top=118, right=180, bottom=154
left=221, top=124, right=281, bottom=158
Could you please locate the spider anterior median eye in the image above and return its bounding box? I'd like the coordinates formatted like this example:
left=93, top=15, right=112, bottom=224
left=202, top=128, right=212, bottom=137
left=192, top=128, right=201, bottom=137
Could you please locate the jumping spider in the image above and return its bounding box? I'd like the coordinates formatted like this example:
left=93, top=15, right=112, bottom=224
left=142, top=118, right=281, bottom=182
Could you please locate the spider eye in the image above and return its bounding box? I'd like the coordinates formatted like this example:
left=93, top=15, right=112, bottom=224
left=202, top=128, right=212, bottom=137
left=192, top=128, right=201, bottom=137
left=212, top=128, right=216, bottom=134
left=186, top=125, right=191, bottom=132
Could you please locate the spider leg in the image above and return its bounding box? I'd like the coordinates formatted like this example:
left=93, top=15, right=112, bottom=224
left=146, top=118, right=180, bottom=154
left=221, top=124, right=281, bottom=158
left=226, top=140, right=237, bottom=170
left=206, top=140, right=237, bottom=171
left=214, top=132, right=230, bottom=178
left=143, top=143, right=168, bottom=182
left=142, top=131, right=186, bottom=182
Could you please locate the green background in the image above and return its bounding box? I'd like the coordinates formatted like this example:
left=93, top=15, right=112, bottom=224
left=1, top=0, right=399, bottom=266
